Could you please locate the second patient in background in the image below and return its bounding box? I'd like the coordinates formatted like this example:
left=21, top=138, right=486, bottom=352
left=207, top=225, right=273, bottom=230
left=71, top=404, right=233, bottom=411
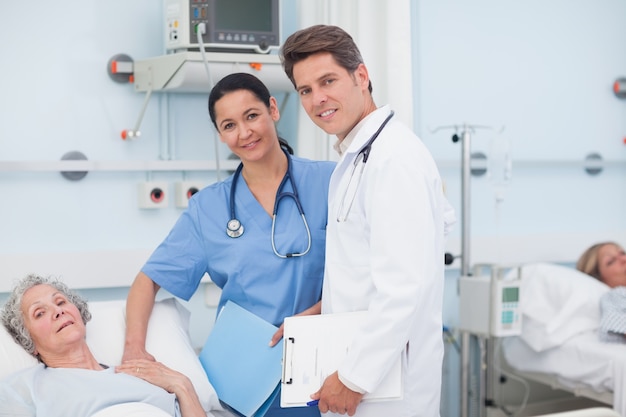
left=577, top=241, right=626, bottom=342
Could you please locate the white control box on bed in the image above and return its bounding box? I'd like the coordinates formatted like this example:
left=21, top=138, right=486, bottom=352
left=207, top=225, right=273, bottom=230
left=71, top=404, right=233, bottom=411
left=458, top=265, right=522, bottom=337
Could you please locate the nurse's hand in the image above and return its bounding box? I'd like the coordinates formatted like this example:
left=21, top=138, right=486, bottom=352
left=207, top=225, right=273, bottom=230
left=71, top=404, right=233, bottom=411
left=313, top=371, right=363, bottom=416
left=269, top=301, right=321, bottom=347
left=122, top=344, right=156, bottom=363
left=268, top=324, right=284, bottom=347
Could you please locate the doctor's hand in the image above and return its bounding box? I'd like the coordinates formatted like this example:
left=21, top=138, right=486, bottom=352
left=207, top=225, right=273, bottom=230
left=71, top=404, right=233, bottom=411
left=312, top=371, right=363, bottom=416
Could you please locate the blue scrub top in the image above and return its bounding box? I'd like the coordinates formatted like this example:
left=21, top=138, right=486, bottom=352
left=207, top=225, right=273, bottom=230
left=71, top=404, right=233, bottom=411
left=142, top=155, right=335, bottom=327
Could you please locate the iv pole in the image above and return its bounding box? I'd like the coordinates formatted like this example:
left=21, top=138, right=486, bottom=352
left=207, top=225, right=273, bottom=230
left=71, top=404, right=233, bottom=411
left=433, top=122, right=499, bottom=417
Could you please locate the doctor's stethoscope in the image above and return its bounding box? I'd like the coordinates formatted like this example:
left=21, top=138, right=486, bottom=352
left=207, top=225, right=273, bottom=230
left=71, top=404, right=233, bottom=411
left=226, top=147, right=312, bottom=259
left=336, top=110, right=395, bottom=222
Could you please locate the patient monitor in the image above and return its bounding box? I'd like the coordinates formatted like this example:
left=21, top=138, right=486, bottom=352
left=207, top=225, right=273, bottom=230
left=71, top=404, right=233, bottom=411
left=459, top=265, right=522, bottom=337
left=164, top=0, right=280, bottom=53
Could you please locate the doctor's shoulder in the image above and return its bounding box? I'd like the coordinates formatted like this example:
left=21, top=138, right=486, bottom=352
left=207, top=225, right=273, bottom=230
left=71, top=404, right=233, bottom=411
left=378, top=121, right=441, bottom=168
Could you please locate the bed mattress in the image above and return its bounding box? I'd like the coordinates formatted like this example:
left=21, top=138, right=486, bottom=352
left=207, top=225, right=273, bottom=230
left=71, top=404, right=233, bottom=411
left=502, top=332, right=626, bottom=415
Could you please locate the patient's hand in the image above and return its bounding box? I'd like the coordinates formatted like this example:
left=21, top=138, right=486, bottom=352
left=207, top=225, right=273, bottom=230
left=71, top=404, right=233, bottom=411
left=116, top=359, right=182, bottom=392
left=122, top=344, right=156, bottom=363
left=116, top=359, right=206, bottom=417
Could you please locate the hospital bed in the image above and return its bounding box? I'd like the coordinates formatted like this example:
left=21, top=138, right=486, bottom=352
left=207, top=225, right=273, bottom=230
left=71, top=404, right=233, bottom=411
left=536, top=409, right=621, bottom=417
left=0, top=297, right=233, bottom=417
left=493, top=263, right=625, bottom=416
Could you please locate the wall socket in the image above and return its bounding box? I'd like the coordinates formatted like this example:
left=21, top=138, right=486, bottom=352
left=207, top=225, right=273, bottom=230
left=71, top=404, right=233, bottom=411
left=138, top=181, right=169, bottom=209
left=175, top=181, right=204, bottom=208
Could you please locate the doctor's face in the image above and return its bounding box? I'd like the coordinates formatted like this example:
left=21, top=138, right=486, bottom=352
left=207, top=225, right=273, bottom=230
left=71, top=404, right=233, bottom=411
left=597, top=243, right=626, bottom=288
left=292, top=52, right=374, bottom=141
left=21, top=284, right=86, bottom=358
left=214, top=89, right=280, bottom=162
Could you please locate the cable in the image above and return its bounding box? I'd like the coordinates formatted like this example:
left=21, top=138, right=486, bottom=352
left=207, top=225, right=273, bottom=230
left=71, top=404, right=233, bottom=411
left=443, top=326, right=461, bottom=354
left=196, top=23, right=221, bottom=182
left=492, top=338, right=530, bottom=417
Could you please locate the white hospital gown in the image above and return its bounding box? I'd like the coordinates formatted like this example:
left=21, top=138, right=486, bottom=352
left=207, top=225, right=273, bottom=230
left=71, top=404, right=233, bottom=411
left=600, top=286, right=626, bottom=343
left=0, top=364, right=180, bottom=417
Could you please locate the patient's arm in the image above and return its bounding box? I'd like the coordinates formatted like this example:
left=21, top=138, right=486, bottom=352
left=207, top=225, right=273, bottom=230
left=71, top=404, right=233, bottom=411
left=268, top=301, right=322, bottom=347
left=123, top=272, right=161, bottom=362
left=116, top=359, right=206, bottom=417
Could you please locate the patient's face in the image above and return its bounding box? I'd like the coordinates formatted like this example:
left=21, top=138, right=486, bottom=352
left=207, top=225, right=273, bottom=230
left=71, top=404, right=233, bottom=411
left=597, top=243, right=626, bottom=288
left=21, top=284, right=87, bottom=357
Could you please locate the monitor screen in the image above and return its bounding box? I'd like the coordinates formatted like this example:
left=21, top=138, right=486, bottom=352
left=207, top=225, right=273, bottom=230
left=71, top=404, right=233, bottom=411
left=215, top=0, right=272, bottom=32
left=502, top=287, right=519, bottom=303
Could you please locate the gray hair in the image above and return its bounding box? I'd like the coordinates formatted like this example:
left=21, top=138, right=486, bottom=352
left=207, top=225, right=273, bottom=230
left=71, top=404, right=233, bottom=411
left=1, top=274, right=91, bottom=359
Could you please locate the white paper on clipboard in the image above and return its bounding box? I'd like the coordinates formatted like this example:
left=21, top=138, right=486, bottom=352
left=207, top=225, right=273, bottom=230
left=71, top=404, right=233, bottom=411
left=280, top=311, right=402, bottom=408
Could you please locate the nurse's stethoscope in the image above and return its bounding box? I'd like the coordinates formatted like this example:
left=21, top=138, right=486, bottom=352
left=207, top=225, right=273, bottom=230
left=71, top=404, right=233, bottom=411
left=226, top=147, right=312, bottom=259
left=336, top=110, right=395, bottom=222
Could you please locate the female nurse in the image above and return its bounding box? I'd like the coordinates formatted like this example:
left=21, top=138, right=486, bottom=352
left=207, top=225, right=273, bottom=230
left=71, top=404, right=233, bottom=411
left=122, top=72, right=335, bottom=417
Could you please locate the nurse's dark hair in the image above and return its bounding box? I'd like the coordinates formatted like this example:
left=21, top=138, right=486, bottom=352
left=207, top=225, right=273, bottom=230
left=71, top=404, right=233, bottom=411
left=208, top=72, right=293, bottom=155
left=280, top=24, right=373, bottom=94
left=1, top=274, right=91, bottom=359
left=576, top=241, right=622, bottom=282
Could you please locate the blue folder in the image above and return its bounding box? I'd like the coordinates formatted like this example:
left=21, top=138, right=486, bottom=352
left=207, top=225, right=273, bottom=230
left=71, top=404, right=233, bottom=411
left=199, top=301, right=283, bottom=417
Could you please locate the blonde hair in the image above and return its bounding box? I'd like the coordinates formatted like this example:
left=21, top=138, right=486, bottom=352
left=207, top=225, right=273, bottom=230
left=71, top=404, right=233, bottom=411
left=576, top=241, right=620, bottom=281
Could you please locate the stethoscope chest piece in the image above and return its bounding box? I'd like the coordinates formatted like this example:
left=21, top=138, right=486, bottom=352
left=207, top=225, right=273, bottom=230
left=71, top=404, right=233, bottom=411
left=226, top=218, right=244, bottom=238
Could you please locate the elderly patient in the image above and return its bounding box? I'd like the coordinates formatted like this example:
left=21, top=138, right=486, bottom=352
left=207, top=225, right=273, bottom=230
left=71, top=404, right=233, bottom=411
left=577, top=241, right=626, bottom=342
left=0, top=274, right=206, bottom=417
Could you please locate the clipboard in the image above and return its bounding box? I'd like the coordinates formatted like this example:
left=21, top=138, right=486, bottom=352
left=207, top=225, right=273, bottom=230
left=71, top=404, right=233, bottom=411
left=280, top=311, right=403, bottom=408
left=198, top=301, right=283, bottom=417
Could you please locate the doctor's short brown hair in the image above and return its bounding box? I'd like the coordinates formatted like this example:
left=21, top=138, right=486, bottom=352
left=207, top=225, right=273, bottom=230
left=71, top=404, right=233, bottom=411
left=280, top=24, right=373, bottom=94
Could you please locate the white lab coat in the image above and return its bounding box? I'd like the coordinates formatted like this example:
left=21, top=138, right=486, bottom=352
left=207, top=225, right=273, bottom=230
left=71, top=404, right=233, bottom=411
left=322, top=106, right=455, bottom=417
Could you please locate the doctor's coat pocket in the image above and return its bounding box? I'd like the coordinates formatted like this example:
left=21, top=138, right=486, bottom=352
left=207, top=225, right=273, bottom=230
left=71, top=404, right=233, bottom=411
left=332, top=213, right=371, bottom=262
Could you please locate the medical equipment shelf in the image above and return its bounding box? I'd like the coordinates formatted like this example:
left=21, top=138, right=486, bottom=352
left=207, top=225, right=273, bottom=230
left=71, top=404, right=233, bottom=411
left=132, top=51, right=291, bottom=93
left=119, top=50, right=292, bottom=141
left=0, top=159, right=240, bottom=173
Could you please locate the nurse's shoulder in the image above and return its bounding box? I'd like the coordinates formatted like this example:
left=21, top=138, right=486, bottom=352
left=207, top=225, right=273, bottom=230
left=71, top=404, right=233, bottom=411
left=290, top=154, right=336, bottom=180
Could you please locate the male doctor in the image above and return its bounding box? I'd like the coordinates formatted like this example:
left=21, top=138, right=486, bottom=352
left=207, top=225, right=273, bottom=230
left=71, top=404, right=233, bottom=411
left=280, top=25, right=456, bottom=416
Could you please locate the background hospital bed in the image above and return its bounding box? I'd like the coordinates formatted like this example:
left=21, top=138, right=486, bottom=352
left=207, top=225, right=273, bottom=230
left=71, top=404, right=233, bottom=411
left=536, top=408, right=621, bottom=417
left=491, top=263, right=625, bottom=416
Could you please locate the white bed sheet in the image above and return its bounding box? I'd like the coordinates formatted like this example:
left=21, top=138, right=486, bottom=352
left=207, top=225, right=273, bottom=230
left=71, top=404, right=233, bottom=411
left=503, top=332, right=626, bottom=415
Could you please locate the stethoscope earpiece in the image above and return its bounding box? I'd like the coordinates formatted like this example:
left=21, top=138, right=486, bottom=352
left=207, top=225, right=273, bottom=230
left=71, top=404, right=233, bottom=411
left=226, top=218, right=244, bottom=238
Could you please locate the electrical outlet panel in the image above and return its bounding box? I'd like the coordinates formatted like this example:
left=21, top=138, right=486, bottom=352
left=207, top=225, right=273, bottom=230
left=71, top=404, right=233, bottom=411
left=175, top=181, right=204, bottom=208
left=138, top=182, right=169, bottom=209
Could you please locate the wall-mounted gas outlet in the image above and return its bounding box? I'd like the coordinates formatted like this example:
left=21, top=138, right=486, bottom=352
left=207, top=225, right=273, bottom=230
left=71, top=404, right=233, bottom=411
left=175, top=181, right=204, bottom=208
left=138, top=182, right=169, bottom=209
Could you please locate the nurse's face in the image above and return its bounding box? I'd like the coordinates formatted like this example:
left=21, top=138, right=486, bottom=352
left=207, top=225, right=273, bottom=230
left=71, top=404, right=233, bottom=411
left=214, top=89, right=280, bottom=162
left=21, top=284, right=86, bottom=358
left=292, top=52, right=374, bottom=141
left=597, top=243, right=626, bottom=288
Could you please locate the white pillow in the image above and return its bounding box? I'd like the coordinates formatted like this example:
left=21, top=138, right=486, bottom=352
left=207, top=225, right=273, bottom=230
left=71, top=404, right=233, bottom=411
left=0, top=298, right=221, bottom=413
left=86, top=298, right=221, bottom=412
left=0, top=320, right=38, bottom=378
left=509, top=263, right=609, bottom=352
